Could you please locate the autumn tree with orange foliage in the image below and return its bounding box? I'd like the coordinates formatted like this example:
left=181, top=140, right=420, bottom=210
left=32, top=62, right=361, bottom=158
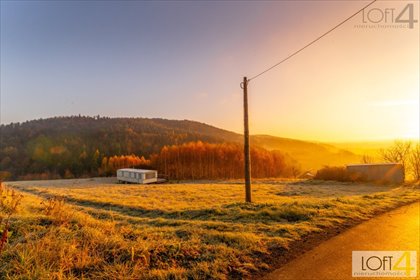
left=150, top=141, right=295, bottom=180
left=99, top=155, right=151, bottom=176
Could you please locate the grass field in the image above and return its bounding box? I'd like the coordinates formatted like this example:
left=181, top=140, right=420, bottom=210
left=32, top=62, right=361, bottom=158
left=1, top=178, right=419, bottom=279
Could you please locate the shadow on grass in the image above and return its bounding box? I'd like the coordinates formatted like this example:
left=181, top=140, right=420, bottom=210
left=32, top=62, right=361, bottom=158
left=13, top=186, right=314, bottom=225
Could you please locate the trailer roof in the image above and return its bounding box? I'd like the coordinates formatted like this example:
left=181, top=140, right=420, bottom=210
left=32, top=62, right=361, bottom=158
left=117, top=168, right=157, bottom=173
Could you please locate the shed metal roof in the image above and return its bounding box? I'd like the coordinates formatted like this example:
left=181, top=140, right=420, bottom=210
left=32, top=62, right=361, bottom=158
left=346, top=163, right=402, bottom=167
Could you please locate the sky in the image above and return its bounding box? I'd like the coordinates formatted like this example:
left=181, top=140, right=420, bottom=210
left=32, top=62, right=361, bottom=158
left=0, top=0, right=419, bottom=142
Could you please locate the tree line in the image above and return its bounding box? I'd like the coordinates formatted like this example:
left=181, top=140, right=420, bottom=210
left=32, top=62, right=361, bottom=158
left=1, top=117, right=302, bottom=180
left=2, top=140, right=300, bottom=181
left=150, top=141, right=299, bottom=180
left=79, top=142, right=300, bottom=180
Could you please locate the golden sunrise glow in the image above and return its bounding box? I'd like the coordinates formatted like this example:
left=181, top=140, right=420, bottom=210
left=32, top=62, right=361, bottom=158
left=211, top=1, right=419, bottom=142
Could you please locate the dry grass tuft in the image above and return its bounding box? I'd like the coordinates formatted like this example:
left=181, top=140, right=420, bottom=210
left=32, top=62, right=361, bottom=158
left=0, top=182, right=23, bottom=254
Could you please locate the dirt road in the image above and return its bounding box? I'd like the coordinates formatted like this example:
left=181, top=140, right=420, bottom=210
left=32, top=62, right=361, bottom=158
left=263, top=202, right=419, bottom=280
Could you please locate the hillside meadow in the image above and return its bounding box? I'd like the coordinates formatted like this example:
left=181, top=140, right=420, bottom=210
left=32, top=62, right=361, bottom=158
left=1, top=178, right=419, bottom=279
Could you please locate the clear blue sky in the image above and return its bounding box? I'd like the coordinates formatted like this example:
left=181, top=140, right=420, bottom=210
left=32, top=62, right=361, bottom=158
left=1, top=1, right=418, bottom=141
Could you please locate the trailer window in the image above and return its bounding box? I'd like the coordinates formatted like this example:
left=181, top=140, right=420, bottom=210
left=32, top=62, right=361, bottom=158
left=145, top=172, right=155, bottom=179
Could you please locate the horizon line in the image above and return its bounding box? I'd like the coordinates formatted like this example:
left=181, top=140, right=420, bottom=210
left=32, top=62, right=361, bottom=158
left=1, top=114, right=418, bottom=144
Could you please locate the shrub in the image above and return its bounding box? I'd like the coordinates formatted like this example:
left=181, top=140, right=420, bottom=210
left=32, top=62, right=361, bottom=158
left=314, top=166, right=351, bottom=182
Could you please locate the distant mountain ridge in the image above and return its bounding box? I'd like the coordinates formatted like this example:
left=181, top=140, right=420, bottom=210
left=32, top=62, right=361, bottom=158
left=0, top=116, right=361, bottom=176
left=250, top=135, right=361, bottom=170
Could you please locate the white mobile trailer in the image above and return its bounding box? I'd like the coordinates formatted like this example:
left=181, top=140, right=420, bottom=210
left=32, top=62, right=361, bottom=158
left=117, top=168, right=158, bottom=184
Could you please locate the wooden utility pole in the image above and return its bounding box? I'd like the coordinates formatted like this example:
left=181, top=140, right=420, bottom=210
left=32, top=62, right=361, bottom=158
left=242, top=77, right=252, bottom=203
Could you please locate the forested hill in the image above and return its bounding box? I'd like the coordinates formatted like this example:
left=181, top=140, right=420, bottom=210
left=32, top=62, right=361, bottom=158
left=1, top=116, right=241, bottom=155
left=0, top=116, right=360, bottom=179
left=250, top=135, right=361, bottom=170
left=0, top=116, right=241, bottom=178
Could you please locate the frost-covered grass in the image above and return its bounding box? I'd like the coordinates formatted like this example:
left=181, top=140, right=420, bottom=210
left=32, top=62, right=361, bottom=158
left=1, top=179, right=419, bottom=279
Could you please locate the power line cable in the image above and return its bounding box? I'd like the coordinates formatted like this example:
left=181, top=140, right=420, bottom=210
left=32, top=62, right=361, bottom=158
left=248, top=0, right=377, bottom=82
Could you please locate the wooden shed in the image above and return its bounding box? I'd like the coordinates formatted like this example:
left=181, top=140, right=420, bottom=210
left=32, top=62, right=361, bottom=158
left=346, top=163, right=404, bottom=183
left=117, top=168, right=158, bottom=184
